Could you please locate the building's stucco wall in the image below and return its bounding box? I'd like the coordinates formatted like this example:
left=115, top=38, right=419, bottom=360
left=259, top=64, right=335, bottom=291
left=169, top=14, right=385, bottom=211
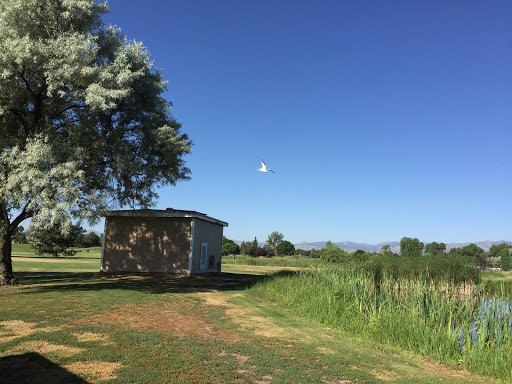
left=190, top=219, right=224, bottom=274
left=101, top=216, right=192, bottom=274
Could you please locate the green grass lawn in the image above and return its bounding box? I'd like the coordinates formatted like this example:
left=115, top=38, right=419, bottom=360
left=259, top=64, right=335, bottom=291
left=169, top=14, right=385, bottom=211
left=482, top=270, right=512, bottom=282
left=11, top=245, right=294, bottom=276
left=1, top=246, right=501, bottom=383
left=11, top=244, right=103, bottom=273
left=481, top=270, right=512, bottom=296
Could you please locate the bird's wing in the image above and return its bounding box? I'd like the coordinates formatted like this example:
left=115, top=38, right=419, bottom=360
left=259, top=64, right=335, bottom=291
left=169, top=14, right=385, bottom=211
left=260, top=160, right=267, bottom=170
left=269, top=169, right=275, bottom=174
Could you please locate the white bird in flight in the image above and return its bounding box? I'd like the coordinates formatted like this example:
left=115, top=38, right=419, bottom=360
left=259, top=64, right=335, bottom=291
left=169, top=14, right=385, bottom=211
left=257, top=159, right=275, bottom=174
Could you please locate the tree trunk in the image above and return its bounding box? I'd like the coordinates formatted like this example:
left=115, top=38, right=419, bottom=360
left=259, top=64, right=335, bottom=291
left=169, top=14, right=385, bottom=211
left=0, top=231, right=18, bottom=286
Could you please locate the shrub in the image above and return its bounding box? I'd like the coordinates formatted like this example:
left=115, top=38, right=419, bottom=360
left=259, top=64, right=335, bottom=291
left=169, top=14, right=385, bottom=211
left=321, top=242, right=348, bottom=263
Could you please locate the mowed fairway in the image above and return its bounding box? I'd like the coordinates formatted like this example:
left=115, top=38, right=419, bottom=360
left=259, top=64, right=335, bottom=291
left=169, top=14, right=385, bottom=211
left=1, top=246, right=499, bottom=383
left=11, top=244, right=103, bottom=273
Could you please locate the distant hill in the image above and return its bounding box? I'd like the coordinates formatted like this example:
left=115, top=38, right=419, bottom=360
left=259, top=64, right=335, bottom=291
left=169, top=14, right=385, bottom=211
left=294, top=240, right=512, bottom=253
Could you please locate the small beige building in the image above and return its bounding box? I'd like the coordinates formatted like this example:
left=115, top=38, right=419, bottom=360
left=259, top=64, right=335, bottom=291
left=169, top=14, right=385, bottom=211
left=100, top=209, right=228, bottom=275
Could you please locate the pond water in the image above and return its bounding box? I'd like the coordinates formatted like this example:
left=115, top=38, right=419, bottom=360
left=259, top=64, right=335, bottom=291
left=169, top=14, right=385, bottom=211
left=458, top=297, right=512, bottom=349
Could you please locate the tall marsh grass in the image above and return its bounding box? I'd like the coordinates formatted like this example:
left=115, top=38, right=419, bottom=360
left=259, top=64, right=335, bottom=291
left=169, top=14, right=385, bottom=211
left=222, top=255, right=324, bottom=268
left=253, top=266, right=512, bottom=381
left=365, top=253, right=481, bottom=284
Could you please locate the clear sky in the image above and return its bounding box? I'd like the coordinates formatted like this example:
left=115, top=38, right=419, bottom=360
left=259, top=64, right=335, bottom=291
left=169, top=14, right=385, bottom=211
left=94, top=0, right=511, bottom=244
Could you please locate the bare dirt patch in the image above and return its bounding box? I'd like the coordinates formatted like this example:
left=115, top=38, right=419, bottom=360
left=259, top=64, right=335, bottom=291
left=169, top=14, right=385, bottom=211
left=1, top=340, right=84, bottom=358
left=65, top=360, right=123, bottom=383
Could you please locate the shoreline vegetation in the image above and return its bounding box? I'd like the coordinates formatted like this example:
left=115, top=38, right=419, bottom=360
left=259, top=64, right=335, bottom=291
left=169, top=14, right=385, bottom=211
left=226, top=255, right=512, bottom=381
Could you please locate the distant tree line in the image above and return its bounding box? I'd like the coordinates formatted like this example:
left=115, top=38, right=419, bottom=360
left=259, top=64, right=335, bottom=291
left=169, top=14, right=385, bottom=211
left=223, top=233, right=512, bottom=271
left=223, top=231, right=297, bottom=257
left=397, top=237, right=512, bottom=271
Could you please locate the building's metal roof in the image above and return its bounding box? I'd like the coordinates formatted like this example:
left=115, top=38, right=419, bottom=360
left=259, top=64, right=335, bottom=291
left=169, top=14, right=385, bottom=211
left=104, top=208, right=228, bottom=227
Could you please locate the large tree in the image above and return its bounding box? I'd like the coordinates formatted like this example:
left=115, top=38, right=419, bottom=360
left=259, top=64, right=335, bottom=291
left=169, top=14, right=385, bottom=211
left=424, top=242, right=446, bottom=257
left=276, top=240, right=295, bottom=256
left=266, top=231, right=284, bottom=257
left=500, top=248, right=512, bottom=271
left=488, top=243, right=511, bottom=259
left=0, top=0, right=192, bottom=285
left=399, top=237, right=424, bottom=258
left=82, top=231, right=101, bottom=247
left=30, top=221, right=84, bottom=257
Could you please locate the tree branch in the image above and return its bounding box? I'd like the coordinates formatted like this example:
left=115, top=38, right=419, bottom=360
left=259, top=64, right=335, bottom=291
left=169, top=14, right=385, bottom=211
left=8, top=207, right=34, bottom=235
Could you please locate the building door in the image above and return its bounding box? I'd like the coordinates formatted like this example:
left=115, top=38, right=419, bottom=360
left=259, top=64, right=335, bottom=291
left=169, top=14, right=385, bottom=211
left=200, top=242, right=208, bottom=270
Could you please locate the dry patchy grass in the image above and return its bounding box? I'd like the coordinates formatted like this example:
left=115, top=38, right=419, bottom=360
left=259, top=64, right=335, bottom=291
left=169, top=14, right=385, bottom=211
left=0, top=320, right=64, bottom=343
left=76, top=299, right=241, bottom=343
left=1, top=340, right=84, bottom=358
left=197, top=291, right=316, bottom=343
left=72, top=331, right=112, bottom=345
left=64, top=361, right=123, bottom=383
left=0, top=319, right=123, bottom=383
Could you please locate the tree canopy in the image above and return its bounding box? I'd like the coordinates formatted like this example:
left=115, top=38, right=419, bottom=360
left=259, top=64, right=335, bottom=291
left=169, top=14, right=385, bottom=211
left=399, top=237, right=424, bottom=258
left=488, top=243, right=511, bottom=259
left=222, top=242, right=240, bottom=256
left=222, top=236, right=240, bottom=256
left=30, top=221, right=85, bottom=257
left=0, top=0, right=192, bottom=284
left=500, top=248, right=512, bottom=271
left=321, top=241, right=349, bottom=263
left=266, top=231, right=284, bottom=257
left=424, top=242, right=446, bottom=257
left=276, top=240, right=295, bottom=256
left=82, top=231, right=101, bottom=247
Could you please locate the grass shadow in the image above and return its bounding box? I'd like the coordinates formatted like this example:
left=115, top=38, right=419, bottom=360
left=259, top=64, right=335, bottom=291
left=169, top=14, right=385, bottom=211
left=12, top=271, right=268, bottom=295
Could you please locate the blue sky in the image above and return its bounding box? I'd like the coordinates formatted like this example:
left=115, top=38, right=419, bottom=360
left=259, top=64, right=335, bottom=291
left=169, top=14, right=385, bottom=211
left=95, top=0, right=511, bottom=244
